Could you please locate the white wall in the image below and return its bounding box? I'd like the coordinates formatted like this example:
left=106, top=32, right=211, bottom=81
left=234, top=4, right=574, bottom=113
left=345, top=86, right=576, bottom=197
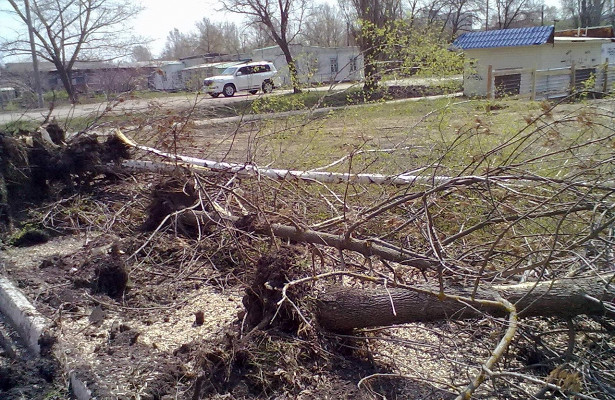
left=463, top=40, right=607, bottom=97
left=150, top=63, right=185, bottom=91
left=602, top=43, right=615, bottom=64
left=251, top=45, right=363, bottom=86
left=463, top=46, right=542, bottom=97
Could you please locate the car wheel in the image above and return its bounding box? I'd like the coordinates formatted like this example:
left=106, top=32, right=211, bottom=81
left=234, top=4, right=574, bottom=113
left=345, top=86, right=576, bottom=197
left=249, top=90, right=258, bottom=95
left=223, top=84, right=235, bottom=97
left=262, top=81, right=273, bottom=93
left=210, top=93, right=220, bottom=98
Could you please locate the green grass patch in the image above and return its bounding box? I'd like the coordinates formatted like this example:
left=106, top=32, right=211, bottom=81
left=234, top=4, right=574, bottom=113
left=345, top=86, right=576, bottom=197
left=1, top=120, right=41, bottom=135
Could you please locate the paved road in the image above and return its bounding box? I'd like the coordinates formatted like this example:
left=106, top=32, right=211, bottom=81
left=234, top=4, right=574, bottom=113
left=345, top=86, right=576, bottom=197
left=0, top=76, right=461, bottom=125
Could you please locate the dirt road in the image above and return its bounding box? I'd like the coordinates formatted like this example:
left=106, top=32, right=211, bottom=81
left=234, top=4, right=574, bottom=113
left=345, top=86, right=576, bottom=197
left=0, top=77, right=460, bottom=125
left=0, top=91, right=258, bottom=124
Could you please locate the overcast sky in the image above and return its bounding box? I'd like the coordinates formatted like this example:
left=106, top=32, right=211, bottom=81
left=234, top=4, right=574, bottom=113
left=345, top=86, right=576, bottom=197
left=0, top=0, right=244, bottom=62
left=132, top=0, right=246, bottom=57
left=1, top=0, right=562, bottom=63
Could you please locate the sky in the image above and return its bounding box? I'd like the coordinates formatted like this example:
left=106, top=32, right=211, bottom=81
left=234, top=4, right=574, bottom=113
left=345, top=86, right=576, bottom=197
left=1, top=0, right=563, bottom=63
left=0, top=0, right=244, bottom=62
left=133, top=0, right=562, bottom=56
left=132, top=0, right=246, bottom=57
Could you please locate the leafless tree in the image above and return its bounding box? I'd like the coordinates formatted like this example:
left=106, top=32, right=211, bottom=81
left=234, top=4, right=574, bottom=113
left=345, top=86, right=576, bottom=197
left=560, top=0, right=611, bottom=27
left=241, top=20, right=278, bottom=50
left=399, top=0, right=481, bottom=38
left=195, top=18, right=242, bottom=55
left=220, top=0, right=311, bottom=93
left=491, top=0, right=531, bottom=28
left=131, top=45, right=153, bottom=62
left=301, top=3, right=350, bottom=47
left=343, top=0, right=403, bottom=92
left=160, top=28, right=198, bottom=60
left=446, top=0, right=482, bottom=37
left=2, top=0, right=143, bottom=103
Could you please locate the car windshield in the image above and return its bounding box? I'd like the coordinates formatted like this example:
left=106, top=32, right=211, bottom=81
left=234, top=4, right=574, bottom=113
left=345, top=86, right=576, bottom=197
left=221, top=67, right=238, bottom=75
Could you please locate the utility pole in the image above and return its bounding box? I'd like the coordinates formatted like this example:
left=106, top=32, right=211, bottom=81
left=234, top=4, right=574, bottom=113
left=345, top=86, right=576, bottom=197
left=24, top=0, right=44, bottom=108
left=541, top=4, right=544, bottom=25
left=485, top=0, right=489, bottom=30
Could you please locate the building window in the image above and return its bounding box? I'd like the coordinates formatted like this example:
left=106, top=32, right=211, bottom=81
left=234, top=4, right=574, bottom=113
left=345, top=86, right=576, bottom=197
left=494, top=74, right=521, bottom=97
left=349, top=57, right=357, bottom=72
left=330, top=57, right=338, bottom=74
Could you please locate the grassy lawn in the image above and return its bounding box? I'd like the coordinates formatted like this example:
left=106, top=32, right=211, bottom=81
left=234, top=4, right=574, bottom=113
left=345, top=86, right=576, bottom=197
left=248, top=97, right=549, bottom=173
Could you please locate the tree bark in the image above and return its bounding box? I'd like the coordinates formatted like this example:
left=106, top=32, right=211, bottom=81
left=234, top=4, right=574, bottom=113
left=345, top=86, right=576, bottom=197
left=54, top=62, right=77, bottom=104
left=316, top=274, right=615, bottom=331
left=277, top=41, right=302, bottom=94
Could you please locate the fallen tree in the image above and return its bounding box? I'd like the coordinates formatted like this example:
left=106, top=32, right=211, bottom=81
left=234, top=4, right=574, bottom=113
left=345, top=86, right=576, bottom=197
left=117, top=130, right=613, bottom=189
left=0, top=124, right=130, bottom=233
left=1, top=94, right=612, bottom=400
left=314, top=274, right=615, bottom=332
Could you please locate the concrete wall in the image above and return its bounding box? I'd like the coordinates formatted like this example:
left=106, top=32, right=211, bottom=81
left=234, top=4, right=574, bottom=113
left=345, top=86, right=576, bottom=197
left=463, top=39, right=608, bottom=98
left=150, top=62, right=185, bottom=91
left=251, top=45, right=363, bottom=86
left=603, top=43, right=615, bottom=64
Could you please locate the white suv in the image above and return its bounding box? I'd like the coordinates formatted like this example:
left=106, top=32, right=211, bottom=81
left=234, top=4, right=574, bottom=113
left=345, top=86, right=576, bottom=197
left=203, top=61, right=277, bottom=98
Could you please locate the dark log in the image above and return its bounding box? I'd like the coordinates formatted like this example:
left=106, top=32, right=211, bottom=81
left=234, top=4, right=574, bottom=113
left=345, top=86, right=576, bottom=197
left=316, top=274, right=615, bottom=332
left=169, top=209, right=437, bottom=271
left=267, top=222, right=435, bottom=270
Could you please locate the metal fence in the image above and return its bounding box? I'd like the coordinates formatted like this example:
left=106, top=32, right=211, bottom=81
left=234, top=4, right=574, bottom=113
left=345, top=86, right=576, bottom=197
left=487, top=62, right=615, bottom=100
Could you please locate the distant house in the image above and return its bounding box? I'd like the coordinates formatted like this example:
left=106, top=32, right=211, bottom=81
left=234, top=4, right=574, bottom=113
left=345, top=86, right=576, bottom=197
left=0, top=87, right=17, bottom=109
left=149, top=54, right=250, bottom=91
left=452, top=25, right=615, bottom=99
left=250, top=44, right=363, bottom=86
left=149, top=61, right=186, bottom=91
left=6, top=61, right=158, bottom=94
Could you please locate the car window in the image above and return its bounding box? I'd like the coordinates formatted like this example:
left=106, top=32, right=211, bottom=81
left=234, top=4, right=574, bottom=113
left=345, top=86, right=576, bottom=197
left=253, top=64, right=271, bottom=73
left=222, top=67, right=238, bottom=75
left=238, top=66, right=252, bottom=75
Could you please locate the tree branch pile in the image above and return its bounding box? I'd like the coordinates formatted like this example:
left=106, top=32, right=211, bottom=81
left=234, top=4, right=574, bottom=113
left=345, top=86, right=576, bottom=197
left=118, top=99, right=615, bottom=398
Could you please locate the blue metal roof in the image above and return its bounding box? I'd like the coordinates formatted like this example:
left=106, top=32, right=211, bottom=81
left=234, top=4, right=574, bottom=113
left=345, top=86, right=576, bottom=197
left=452, top=26, right=554, bottom=50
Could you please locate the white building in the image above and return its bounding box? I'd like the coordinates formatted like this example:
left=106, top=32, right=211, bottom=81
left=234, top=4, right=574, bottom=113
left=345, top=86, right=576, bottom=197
left=250, top=44, right=363, bottom=86
left=453, top=26, right=615, bottom=99
left=149, top=61, right=186, bottom=91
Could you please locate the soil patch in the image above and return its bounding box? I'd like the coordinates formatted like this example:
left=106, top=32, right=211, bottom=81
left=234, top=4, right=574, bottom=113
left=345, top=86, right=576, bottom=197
left=0, top=314, right=66, bottom=399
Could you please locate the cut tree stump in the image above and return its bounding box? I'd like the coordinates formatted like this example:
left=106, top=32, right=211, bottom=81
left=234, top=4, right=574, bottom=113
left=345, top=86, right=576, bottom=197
left=316, top=274, right=615, bottom=332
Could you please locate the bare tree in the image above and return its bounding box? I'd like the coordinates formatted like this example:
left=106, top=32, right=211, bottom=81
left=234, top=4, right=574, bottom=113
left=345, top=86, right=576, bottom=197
left=241, top=21, right=278, bottom=50
left=3, top=0, right=143, bottom=103
left=131, top=45, right=153, bottom=62
left=344, top=0, right=403, bottom=92
left=220, top=0, right=311, bottom=93
left=195, top=18, right=241, bottom=55
left=160, top=28, right=197, bottom=60
left=218, top=21, right=243, bottom=55
left=437, top=0, right=482, bottom=39
left=301, top=3, right=350, bottom=47
left=561, top=0, right=610, bottom=27
left=492, top=0, right=532, bottom=28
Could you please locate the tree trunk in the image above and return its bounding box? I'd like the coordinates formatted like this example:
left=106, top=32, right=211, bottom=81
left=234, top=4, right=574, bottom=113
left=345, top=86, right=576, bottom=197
left=316, top=274, right=615, bottom=331
left=362, top=43, right=379, bottom=94
left=279, top=43, right=301, bottom=94
left=54, top=62, right=77, bottom=104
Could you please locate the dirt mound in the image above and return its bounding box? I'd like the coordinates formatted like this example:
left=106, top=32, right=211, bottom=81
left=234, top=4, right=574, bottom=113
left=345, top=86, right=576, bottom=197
left=242, top=247, right=305, bottom=332
left=0, top=358, right=63, bottom=400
